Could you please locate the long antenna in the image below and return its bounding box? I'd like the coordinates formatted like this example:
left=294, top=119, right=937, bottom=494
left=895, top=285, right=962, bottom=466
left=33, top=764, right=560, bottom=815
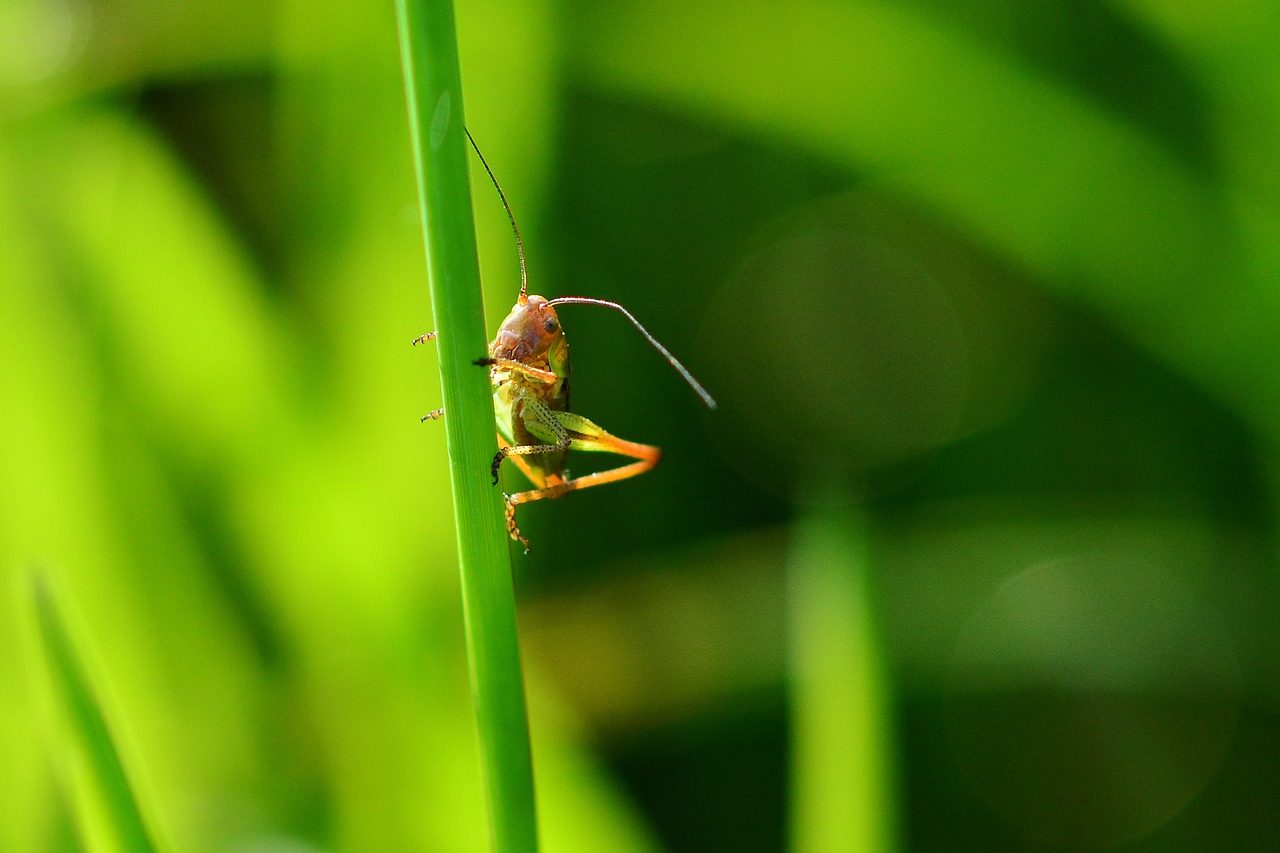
left=547, top=297, right=717, bottom=409
left=466, top=128, right=528, bottom=301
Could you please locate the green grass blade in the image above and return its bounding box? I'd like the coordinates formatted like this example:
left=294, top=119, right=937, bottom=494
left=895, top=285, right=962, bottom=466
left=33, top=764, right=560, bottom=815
left=394, top=0, right=539, bottom=850
left=787, top=499, right=897, bottom=853
left=27, top=571, right=161, bottom=853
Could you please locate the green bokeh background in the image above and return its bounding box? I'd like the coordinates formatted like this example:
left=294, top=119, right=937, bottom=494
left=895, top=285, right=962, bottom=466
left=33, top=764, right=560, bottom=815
left=3, top=0, right=1278, bottom=850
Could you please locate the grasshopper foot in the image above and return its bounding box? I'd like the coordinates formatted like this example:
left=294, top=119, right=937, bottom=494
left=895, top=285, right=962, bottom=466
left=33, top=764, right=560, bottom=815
left=420, top=408, right=444, bottom=422
left=490, top=451, right=504, bottom=485
left=504, top=496, right=531, bottom=554
left=412, top=331, right=437, bottom=345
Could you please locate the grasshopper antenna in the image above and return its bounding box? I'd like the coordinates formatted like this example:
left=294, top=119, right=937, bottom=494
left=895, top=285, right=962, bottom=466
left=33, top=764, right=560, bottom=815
left=465, top=128, right=528, bottom=303
left=547, top=297, right=717, bottom=409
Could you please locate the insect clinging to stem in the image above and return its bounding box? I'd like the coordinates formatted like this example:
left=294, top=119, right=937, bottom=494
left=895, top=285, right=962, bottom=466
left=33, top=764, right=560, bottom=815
left=415, top=130, right=716, bottom=551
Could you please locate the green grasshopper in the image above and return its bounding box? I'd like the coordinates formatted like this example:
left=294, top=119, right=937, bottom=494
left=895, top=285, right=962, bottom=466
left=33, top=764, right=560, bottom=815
left=417, top=132, right=716, bottom=550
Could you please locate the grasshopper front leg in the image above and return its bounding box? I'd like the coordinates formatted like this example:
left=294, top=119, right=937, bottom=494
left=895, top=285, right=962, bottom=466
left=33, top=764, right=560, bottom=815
left=413, top=332, right=444, bottom=421
left=475, top=356, right=558, bottom=384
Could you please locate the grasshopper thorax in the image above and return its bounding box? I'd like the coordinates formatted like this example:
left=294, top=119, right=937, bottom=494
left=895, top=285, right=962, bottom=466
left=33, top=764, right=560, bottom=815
left=492, top=294, right=567, bottom=365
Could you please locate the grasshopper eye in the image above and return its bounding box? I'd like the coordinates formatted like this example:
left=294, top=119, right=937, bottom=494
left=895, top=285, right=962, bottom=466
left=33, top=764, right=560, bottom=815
left=543, top=318, right=559, bottom=334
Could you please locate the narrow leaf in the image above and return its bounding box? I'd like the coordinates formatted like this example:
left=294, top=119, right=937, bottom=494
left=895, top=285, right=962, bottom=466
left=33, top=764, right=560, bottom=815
left=788, top=499, right=897, bottom=853
left=28, top=570, right=161, bottom=853
left=394, top=0, right=540, bottom=849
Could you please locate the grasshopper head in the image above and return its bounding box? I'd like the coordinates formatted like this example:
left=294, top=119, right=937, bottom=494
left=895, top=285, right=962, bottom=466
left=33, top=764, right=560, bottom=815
left=492, top=295, right=568, bottom=370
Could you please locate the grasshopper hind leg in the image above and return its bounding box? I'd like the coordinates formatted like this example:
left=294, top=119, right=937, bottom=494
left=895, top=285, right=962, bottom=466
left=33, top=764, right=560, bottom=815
left=496, top=438, right=568, bottom=552
left=499, top=413, right=662, bottom=550
left=503, top=497, right=532, bottom=553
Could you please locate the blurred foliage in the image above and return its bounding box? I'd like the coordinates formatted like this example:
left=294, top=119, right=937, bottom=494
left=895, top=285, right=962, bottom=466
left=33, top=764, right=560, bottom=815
left=2, top=0, right=1279, bottom=850
left=26, top=570, right=164, bottom=852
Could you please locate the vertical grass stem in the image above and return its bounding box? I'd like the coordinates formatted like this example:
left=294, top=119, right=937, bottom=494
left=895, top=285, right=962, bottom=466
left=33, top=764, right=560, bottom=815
left=394, top=1, right=539, bottom=848
left=787, top=496, right=897, bottom=853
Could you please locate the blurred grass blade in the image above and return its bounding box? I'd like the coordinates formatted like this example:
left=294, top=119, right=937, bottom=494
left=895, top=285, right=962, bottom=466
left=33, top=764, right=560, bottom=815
left=572, top=0, right=1280, bottom=436
left=394, top=0, right=540, bottom=849
left=788, top=498, right=897, bottom=853
left=28, top=571, right=162, bottom=853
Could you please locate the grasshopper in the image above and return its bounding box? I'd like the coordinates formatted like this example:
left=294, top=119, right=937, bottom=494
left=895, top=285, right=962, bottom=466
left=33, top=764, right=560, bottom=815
left=417, top=132, right=716, bottom=551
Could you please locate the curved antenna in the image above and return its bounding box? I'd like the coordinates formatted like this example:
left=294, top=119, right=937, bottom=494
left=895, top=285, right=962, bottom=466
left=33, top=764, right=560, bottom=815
left=547, top=297, right=717, bottom=409
left=465, top=128, right=527, bottom=302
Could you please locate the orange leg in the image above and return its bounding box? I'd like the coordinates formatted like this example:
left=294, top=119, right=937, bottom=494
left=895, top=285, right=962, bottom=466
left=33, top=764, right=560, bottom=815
left=495, top=435, right=566, bottom=551
left=507, top=437, right=660, bottom=508
left=494, top=403, right=664, bottom=550
left=497, top=428, right=661, bottom=551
